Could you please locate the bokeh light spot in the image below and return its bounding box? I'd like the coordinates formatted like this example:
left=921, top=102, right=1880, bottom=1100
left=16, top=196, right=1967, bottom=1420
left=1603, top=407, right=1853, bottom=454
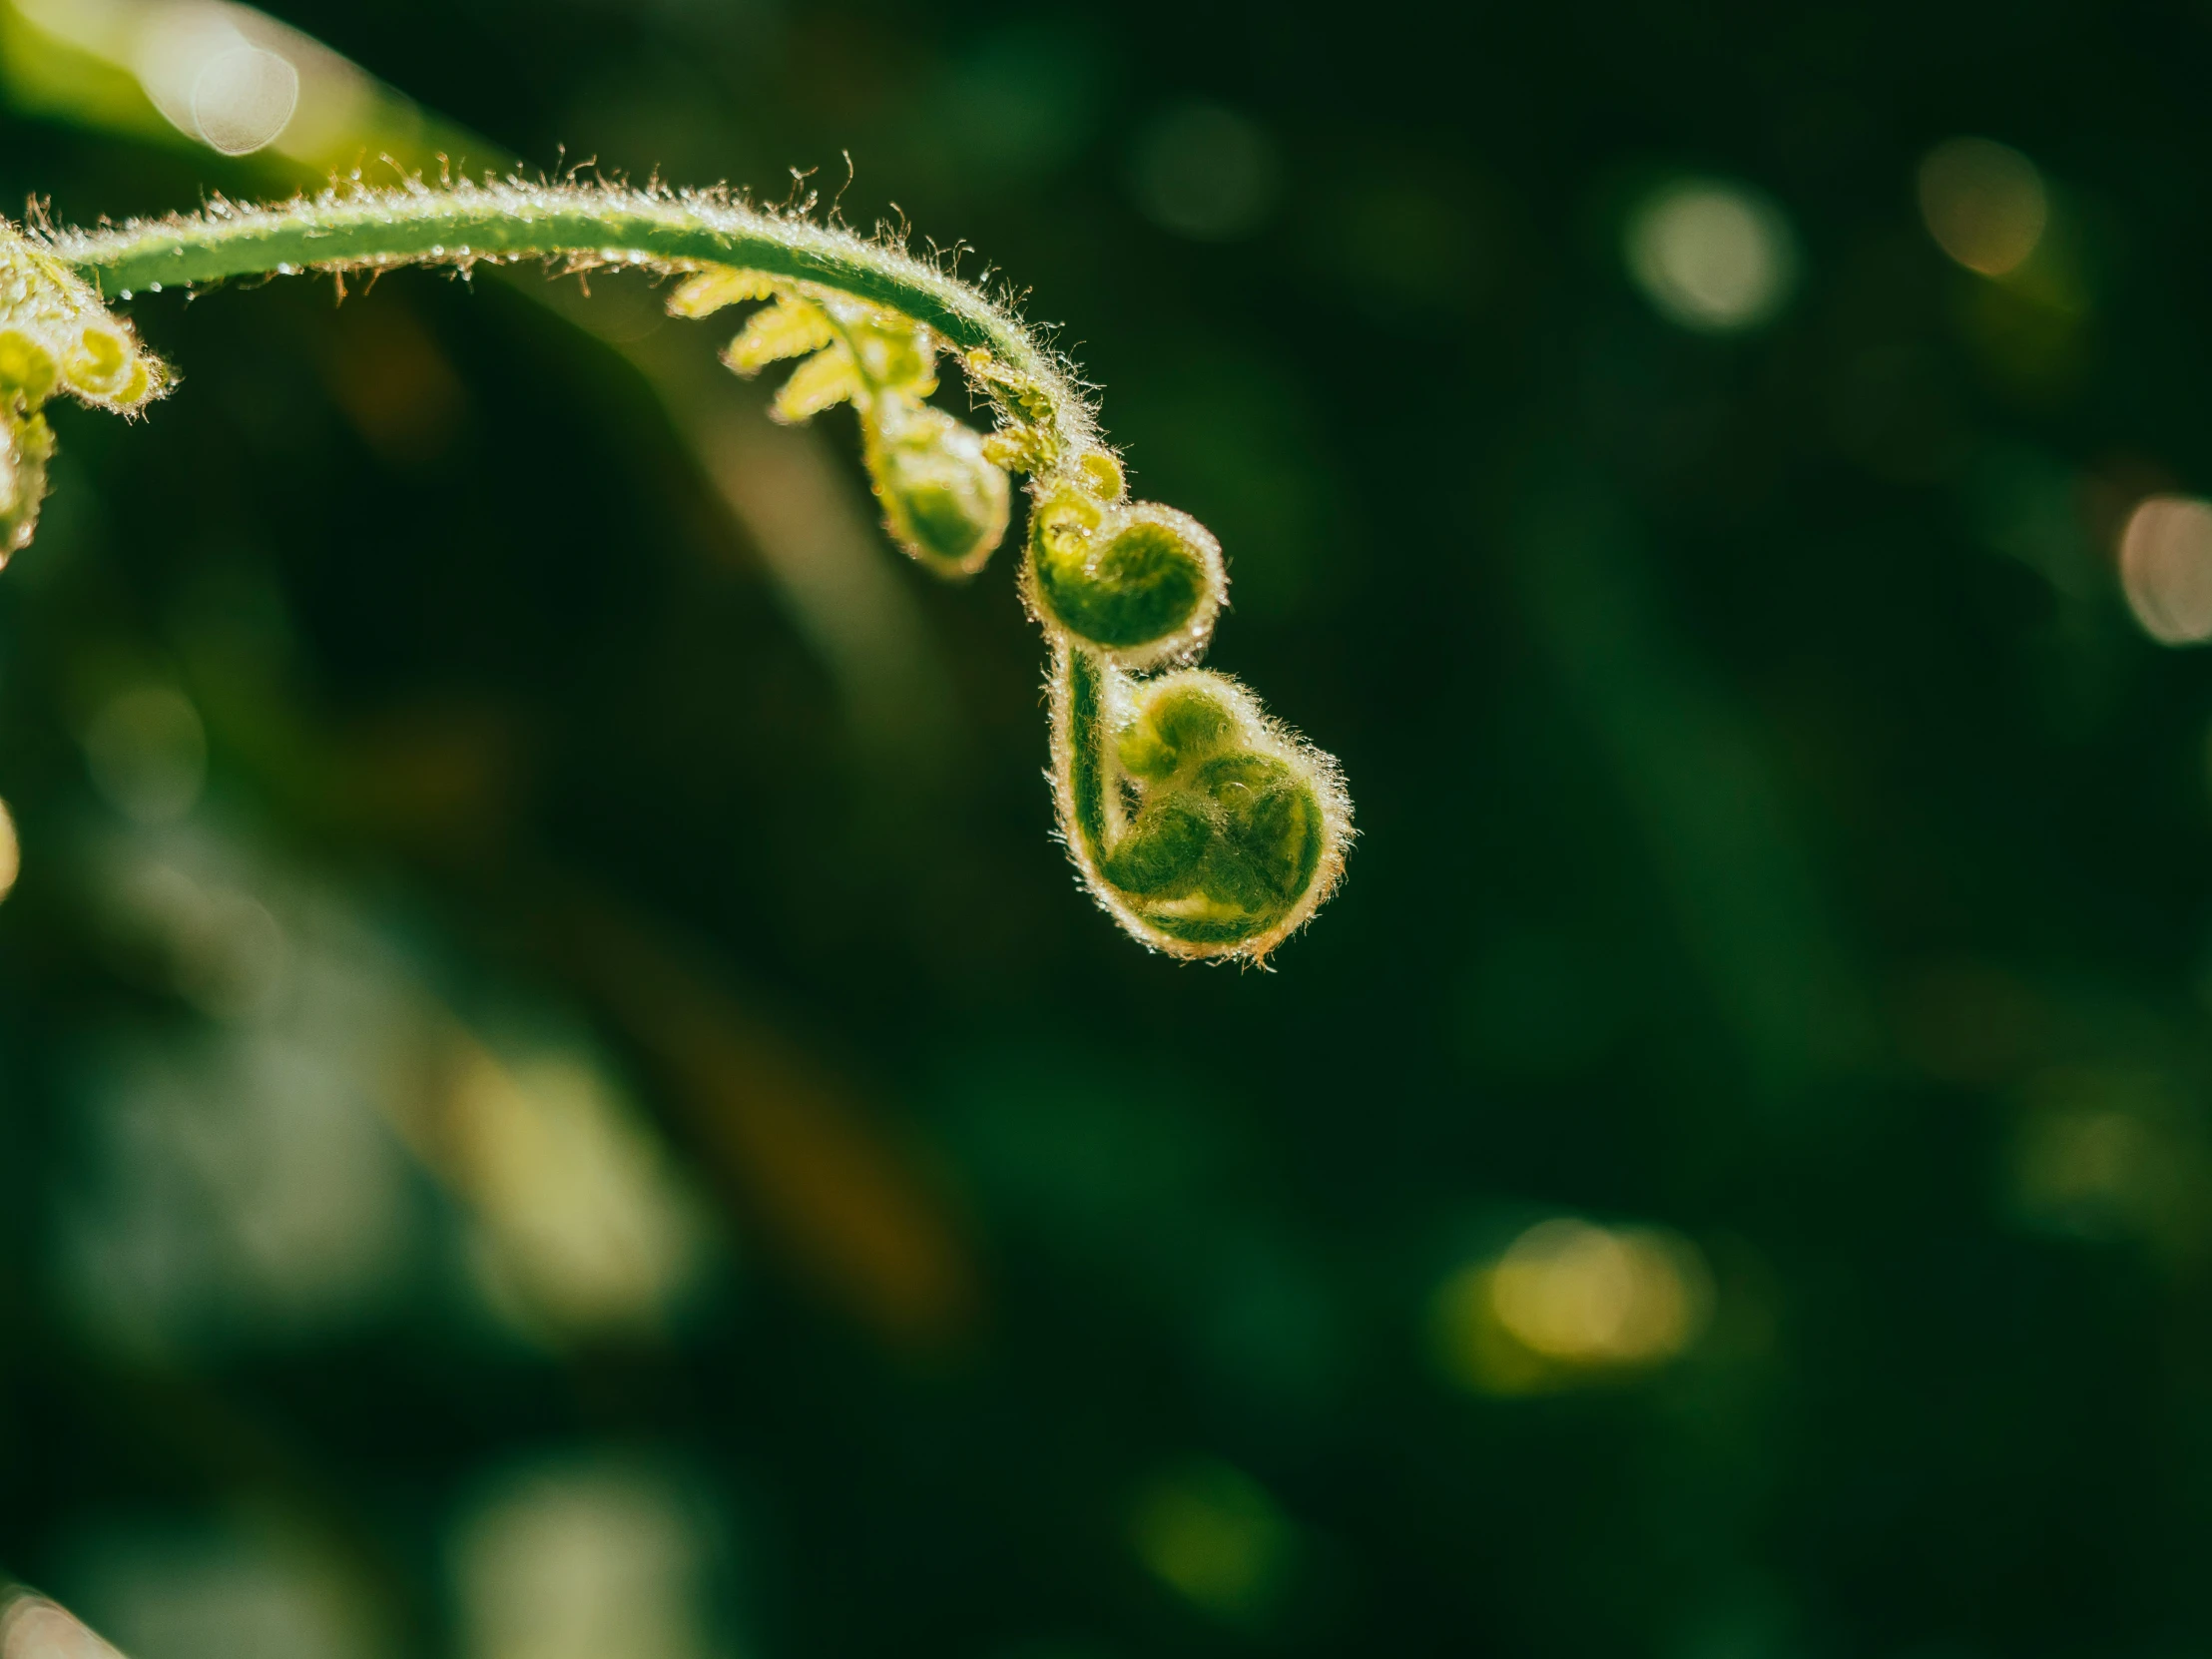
left=0, top=1596, right=127, bottom=1659
left=451, top=1457, right=724, bottom=1659
left=1129, top=102, right=1282, bottom=242
left=1918, top=137, right=2047, bottom=277
left=190, top=43, right=299, bottom=156
left=2008, top=1069, right=2212, bottom=1258
left=1490, top=1218, right=1699, bottom=1362
left=2118, top=494, right=2212, bottom=645
left=107, top=858, right=289, bottom=1018
left=0, top=796, right=19, bottom=904
left=436, top=1041, right=715, bottom=1339
left=1624, top=180, right=1797, bottom=332
left=1129, top=1460, right=1296, bottom=1623
left=1431, top=1218, right=1712, bottom=1394
left=82, top=686, right=208, bottom=824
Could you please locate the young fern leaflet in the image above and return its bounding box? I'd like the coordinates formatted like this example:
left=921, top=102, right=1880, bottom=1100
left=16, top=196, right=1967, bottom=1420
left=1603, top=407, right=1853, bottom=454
left=0, top=175, right=1352, bottom=962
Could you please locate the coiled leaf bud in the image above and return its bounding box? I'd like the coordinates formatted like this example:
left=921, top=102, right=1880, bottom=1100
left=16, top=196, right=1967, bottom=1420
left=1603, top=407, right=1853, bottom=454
left=1023, top=476, right=1225, bottom=668
left=862, top=399, right=1011, bottom=577
left=60, top=319, right=155, bottom=408
left=1054, top=646, right=1351, bottom=961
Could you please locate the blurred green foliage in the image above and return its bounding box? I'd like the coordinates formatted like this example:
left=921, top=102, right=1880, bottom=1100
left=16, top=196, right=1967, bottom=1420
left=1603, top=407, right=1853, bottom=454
left=7, top=1, right=2212, bottom=1656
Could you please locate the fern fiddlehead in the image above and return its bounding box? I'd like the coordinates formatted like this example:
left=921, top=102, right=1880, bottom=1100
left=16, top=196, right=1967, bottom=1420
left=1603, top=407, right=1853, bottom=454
left=1, top=176, right=1352, bottom=961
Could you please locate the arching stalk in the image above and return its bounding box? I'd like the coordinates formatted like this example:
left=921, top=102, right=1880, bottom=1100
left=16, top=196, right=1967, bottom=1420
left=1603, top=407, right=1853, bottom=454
left=2, top=175, right=1353, bottom=962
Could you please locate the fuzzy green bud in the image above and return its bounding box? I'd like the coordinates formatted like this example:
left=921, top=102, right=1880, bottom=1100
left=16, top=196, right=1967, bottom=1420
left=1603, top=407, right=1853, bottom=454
left=1054, top=651, right=1352, bottom=962
left=1116, top=680, right=1237, bottom=779
left=1024, top=483, right=1225, bottom=667
left=1098, top=686, right=1327, bottom=941
left=61, top=319, right=154, bottom=407
left=1074, top=448, right=1125, bottom=501
left=862, top=401, right=1012, bottom=577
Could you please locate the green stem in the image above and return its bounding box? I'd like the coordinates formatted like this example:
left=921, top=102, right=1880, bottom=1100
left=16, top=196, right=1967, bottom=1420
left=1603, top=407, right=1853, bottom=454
left=1064, top=642, right=1113, bottom=868
left=52, top=178, right=1096, bottom=458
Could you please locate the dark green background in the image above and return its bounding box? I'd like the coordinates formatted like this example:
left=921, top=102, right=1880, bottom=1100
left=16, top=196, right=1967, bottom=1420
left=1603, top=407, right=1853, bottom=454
left=6, top=0, right=2212, bottom=1654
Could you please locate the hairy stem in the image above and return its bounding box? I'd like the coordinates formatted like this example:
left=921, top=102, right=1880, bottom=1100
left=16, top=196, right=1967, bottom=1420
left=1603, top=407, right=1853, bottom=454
left=54, top=177, right=1100, bottom=465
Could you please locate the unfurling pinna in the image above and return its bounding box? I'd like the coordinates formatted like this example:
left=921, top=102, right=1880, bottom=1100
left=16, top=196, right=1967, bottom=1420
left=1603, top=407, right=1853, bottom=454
left=0, top=176, right=1351, bottom=961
